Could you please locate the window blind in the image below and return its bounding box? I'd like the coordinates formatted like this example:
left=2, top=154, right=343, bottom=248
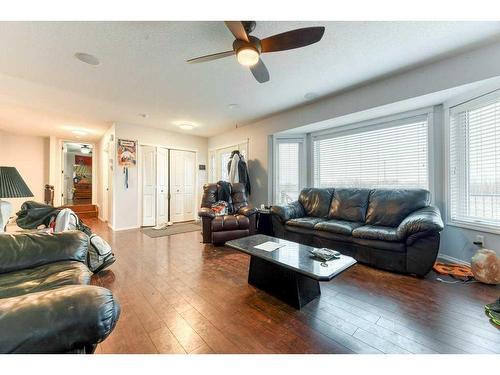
left=450, top=94, right=500, bottom=227
left=313, top=115, right=429, bottom=189
left=276, top=142, right=300, bottom=204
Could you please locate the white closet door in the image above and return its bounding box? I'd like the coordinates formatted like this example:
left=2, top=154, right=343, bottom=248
left=170, top=150, right=196, bottom=222
left=141, top=145, right=156, bottom=226
left=156, top=147, right=169, bottom=225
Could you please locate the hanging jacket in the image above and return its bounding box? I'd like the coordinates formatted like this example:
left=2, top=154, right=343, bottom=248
left=227, top=151, right=251, bottom=195
left=228, top=153, right=240, bottom=184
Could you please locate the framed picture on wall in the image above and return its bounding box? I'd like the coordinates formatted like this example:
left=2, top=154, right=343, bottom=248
left=117, top=139, right=137, bottom=167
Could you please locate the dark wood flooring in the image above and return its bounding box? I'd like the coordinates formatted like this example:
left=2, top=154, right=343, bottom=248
left=88, top=219, right=500, bottom=354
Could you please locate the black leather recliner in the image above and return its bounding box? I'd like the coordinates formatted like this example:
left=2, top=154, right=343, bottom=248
left=198, top=182, right=257, bottom=245
left=0, top=231, right=120, bottom=353
left=271, top=188, right=444, bottom=277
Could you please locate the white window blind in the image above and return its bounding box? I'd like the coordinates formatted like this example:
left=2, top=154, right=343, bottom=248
left=313, top=115, right=429, bottom=189
left=276, top=141, right=301, bottom=204
left=450, top=93, right=500, bottom=227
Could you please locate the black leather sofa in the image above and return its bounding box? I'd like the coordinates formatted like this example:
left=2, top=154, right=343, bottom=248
left=0, top=231, right=120, bottom=353
left=271, top=188, right=444, bottom=277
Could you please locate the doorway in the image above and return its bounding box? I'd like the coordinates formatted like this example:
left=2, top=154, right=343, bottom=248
left=61, top=142, right=93, bottom=206
left=140, top=146, right=195, bottom=227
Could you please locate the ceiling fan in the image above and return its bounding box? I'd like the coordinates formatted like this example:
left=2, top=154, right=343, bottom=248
left=187, top=21, right=325, bottom=83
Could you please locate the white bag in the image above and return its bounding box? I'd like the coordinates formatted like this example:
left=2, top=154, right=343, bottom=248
left=88, top=234, right=115, bottom=273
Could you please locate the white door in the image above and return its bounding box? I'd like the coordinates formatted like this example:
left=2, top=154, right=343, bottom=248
left=156, top=147, right=168, bottom=226
left=170, top=150, right=196, bottom=223
left=141, top=145, right=156, bottom=226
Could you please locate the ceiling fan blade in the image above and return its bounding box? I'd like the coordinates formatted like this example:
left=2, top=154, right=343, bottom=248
left=250, top=58, right=270, bottom=83
left=224, top=21, right=249, bottom=42
left=187, top=50, right=234, bottom=64
left=260, top=27, right=325, bottom=53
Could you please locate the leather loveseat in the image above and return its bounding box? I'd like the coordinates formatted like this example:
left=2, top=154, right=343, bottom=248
left=199, top=182, right=257, bottom=245
left=271, top=188, right=444, bottom=276
left=0, top=231, right=120, bottom=353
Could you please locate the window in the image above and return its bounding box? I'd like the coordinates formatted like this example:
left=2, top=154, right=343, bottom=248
left=449, top=92, right=500, bottom=229
left=210, top=142, right=248, bottom=182
left=313, top=114, right=429, bottom=189
left=274, top=138, right=304, bottom=204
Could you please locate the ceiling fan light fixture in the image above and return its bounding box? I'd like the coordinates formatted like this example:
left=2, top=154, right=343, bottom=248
left=236, top=47, right=259, bottom=66
left=80, top=145, right=92, bottom=154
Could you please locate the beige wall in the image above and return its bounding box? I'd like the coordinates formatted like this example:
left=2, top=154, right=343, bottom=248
left=109, top=123, right=208, bottom=230
left=0, top=129, right=50, bottom=214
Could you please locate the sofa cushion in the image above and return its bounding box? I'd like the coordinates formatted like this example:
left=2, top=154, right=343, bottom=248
left=286, top=216, right=326, bottom=229
left=365, top=189, right=431, bottom=227
left=298, top=188, right=334, bottom=218
left=0, top=261, right=92, bottom=299
left=352, top=225, right=400, bottom=242
left=328, top=188, right=371, bottom=222
left=314, top=219, right=363, bottom=236
left=211, top=215, right=249, bottom=232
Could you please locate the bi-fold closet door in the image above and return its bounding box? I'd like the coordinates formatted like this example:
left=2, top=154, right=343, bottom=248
left=141, top=145, right=169, bottom=227
left=141, top=145, right=195, bottom=227
left=170, top=149, right=195, bottom=223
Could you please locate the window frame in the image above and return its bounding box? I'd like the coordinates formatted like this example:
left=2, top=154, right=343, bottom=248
left=310, top=107, right=434, bottom=195
left=272, top=135, right=307, bottom=205
left=445, top=89, right=500, bottom=234
left=208, top=140, right=249, bottom=182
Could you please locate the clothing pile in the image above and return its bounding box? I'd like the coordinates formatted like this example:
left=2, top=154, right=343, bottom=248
left=16, top=201, right=115, bottom=273
left=227, top=150, right=251, bottom=195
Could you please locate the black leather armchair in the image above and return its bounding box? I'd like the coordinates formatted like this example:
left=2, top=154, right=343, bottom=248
left=199, top=183, right=257, bottom=245
left=271, top=188, right=444, bottom=276
left=0, top=231, right=120, bottom=353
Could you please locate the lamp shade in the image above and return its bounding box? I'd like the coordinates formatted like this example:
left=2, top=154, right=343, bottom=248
left=0, top=167, right=34, bottom=198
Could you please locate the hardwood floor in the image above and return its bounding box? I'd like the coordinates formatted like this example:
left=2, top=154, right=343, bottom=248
left=88, top=219, right=500, bottom=354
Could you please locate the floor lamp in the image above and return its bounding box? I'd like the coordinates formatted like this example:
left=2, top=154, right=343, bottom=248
left=0, top=167, right=34, bottom=232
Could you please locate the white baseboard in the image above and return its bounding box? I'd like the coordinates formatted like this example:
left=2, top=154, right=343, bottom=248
left=111, top=225, right=140, bottom=232
left=437, top=253, right=471, bottom=266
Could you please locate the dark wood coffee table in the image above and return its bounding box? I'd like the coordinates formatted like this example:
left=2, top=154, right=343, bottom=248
left=226, top=234, right=356, bottom=309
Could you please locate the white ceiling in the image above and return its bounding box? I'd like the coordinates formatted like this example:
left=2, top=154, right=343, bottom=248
left=0, top=21, right=500, bottom=141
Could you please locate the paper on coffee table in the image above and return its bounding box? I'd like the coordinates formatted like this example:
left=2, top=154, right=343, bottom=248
left=253, top=241, right=286, bottom=252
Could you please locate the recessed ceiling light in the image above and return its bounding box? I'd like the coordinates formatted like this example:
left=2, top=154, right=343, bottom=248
left=304, top=92, right=319, bottom=101
left=75, top=52, right=100, bottom=66
left=179, top=124, right=194, bottom=130
left=71, top=130, right=88, bottom=136
left=227, top=104, right=239, bottom=110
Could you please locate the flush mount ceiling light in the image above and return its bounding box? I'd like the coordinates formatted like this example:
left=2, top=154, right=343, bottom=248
left=75, top=52, right=100, bottom=66
left=304, top=92, right=319, bottom=101
left=179, top=124, right=194, bottom=130
left=227, top=103, right=239, bottom=110
left=80, top=145, right=92, bottom=154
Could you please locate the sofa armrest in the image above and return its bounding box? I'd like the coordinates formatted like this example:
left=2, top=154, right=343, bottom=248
left=198, top=207, right=215, bottom=219
left=238, top=206, right=257, bottom=217
left=270, top=201, right=305, bottom=223
left=397, top=206, right=444, bottom=244
left=0, top=231, right=89, bottom=274
left=0, top=285, right=120, bottom=353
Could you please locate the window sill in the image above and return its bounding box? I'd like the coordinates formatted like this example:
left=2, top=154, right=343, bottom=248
left=446, top=220, right=500, bottom=236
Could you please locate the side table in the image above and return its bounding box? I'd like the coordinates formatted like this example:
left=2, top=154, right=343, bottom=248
left=257, top=208, right=274, bottom=236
